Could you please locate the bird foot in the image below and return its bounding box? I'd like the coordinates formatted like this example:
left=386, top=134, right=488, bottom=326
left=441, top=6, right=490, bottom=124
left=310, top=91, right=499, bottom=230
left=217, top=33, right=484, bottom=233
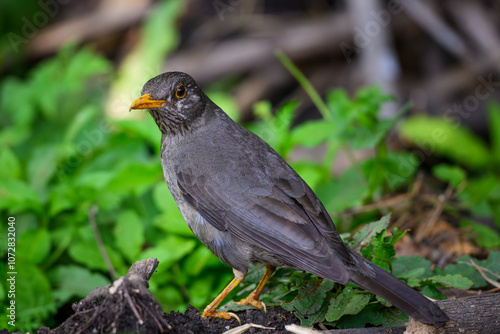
left=236, top=295, right=267, bottom=312
left=202, top=309, right=241, bottom=324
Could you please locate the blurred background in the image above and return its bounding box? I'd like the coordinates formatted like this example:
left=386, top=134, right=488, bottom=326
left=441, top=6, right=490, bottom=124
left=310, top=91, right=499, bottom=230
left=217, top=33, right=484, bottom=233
left=1, top=0, right=500, bottom=331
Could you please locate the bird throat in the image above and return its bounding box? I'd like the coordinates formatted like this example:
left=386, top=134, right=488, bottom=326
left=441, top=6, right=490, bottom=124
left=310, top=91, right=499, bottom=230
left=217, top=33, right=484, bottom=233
left=149, top=109, right=190, bottom=136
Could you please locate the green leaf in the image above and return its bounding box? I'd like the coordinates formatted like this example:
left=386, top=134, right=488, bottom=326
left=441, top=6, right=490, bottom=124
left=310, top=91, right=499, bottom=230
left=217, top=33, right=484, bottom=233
left=48, top=183, right=79, bottom=216
left=291, top=120, right=334, bottom=148
left=0, top=177, right=42, bottom=213
left=355, top=86, right=395, bottom=113
left=188, top=276, right=219, bottom=307
left=114, top=116, right=160, bottom=153
left=79, top=140, right=147, bottom=174
left=114, top=210, right=145, bottom=261
left=350, top=115, right=397, bottom=150
left=152, top=182, right=192, bottom=236
left=439, top=255, right=487, bottom=288
left=106, top=162, right=162, bottom=193
left=399, top=116, right=490, bottom=169
left=30, top=45, right=110, bottom=119
left=14, top=262, right=56, bottom=330
left=370, top=235, right=396, bottom=272
left=362, top=157, right=389, bottom=194
left=68, top=240, right=123, bottom=273
left=159, top=284, right=187, bottom=310
left=282, top=288, right=324, bottom=315
left=421, top=285, right=444, bottom=300
left=325, top=86, right=399, bottom=151
left=381, top=152, right=419, bottom=191
left=352, top=102, right=410, bottom=151
left=327, top=89, right=352, bottom=122
left=63, top=105, right=99, bottom=143
left=474, top=250, right=500, bottom=280
left=49, top=265, right=110, bottom=305
left=460, top=219, right=500, bottom=249
left=462, top=173, right=499, bottom=204
left=182, top=246, right=219, bottom=277
left=0, top=147, right=21, bottom=179
left=336, top=305, right=407, bottom=328
left=350, top=214, right=391, bottom=250
left=396, top=268, right=427, bottom=281
left=281, top=279, right=333, bottom=327
left=294, top=308, right=328, bottom=328
left=140, top=235, right=196, bottom=268
left=249, top=100, right=299, bottom=157
left=290, top=161, right=328, bottom=191
left=27, top=144, right=58, bottom=194
left=325, top=288, right=371, bottom=322
left=316, top=167, right=368, bottom=212
left=391, top=256, right=433, bottom=280
left=253, top=100, right=273, bottom=121
left=74, top=171, right=115, bottom=191
left=423, top=274, right=473, bottom=290
left=17, top=228, right=51, bottom=264
left=406, top=277, right=422, bottom=288
left=0, top=77, right=35, bottom=129
left=432, top=164, right=466, bottom=188
left=0, top=126, right=30, bottom=148
left=355, top=224, right=405, bottom=271
left=488, top=102, right=500, bottom=165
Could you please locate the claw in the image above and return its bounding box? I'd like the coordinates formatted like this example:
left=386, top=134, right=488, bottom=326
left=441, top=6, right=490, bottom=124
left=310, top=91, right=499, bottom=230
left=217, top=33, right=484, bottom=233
left=202, top=309, right=241, bottom=324
left=227, top=312, right=241, bottom=324
left=234, top=265, right=275, bottom=313
left=236, top=294, right=266, bottom=311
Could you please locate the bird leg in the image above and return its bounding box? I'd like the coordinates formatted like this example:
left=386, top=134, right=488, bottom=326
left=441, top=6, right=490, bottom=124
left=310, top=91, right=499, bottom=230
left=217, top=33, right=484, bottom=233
left=202, top=269, right=245, bottom=322
left=236, top=265, right=275, bottom=311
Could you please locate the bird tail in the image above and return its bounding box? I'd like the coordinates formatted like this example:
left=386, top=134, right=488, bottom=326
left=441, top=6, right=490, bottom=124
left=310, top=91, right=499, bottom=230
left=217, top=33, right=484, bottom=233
left=346, top=252, right=449, bottom=325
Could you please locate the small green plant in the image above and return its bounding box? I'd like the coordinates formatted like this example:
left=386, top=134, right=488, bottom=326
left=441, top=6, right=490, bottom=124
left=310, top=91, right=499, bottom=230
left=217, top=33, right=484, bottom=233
left=400, top=104, right=500, bottom=243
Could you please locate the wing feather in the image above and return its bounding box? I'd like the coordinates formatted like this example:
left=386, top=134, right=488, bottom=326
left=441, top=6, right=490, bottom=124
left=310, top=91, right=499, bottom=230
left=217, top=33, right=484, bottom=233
left=176, top=165, right=354, bottom=283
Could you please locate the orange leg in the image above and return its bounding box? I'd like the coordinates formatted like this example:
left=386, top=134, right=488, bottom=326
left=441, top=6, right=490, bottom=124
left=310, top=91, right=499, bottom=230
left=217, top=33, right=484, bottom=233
left=202, top=269, right=245, bottom=322
left=236, top=265, right=275, bottom=311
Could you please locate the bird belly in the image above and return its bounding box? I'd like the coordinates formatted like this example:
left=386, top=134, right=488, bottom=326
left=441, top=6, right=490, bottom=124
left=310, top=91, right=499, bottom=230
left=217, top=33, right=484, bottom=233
left=166, top=180, right=252, bottom=273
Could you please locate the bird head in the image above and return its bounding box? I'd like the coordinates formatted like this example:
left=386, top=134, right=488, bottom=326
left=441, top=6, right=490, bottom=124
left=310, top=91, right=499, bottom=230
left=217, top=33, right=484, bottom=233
left=130, top=72, right=208, bottom=134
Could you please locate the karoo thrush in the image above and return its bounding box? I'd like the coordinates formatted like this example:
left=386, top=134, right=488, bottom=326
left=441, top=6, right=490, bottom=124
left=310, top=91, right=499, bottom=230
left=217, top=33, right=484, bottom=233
left=130, top=72, right=449, bottom=325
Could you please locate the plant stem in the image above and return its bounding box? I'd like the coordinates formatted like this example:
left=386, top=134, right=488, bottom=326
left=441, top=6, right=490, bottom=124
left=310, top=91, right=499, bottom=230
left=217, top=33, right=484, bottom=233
left=275, top=50, right=331, bottom=120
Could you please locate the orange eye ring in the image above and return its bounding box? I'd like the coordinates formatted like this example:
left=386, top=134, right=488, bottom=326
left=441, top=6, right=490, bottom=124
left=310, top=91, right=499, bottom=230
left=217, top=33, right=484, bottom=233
left=176, top=84, right=187, bottom=99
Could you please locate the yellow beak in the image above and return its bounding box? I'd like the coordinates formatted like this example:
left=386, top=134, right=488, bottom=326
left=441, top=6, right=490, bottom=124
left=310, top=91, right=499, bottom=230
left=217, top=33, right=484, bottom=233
left=129, top=94, right=168, bottom=111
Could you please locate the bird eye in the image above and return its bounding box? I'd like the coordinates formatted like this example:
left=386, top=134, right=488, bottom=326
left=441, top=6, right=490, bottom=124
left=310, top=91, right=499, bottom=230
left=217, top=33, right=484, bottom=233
left=176, top=84, right=187, bottom=99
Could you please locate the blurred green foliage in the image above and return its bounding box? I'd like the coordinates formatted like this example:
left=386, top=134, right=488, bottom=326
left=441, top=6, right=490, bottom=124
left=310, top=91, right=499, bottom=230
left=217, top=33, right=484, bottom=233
left=0, top=43, right=230, bottom=331
left=0, top=6, right=499, bottom=330
left=400, top=106, right=500, bottom=245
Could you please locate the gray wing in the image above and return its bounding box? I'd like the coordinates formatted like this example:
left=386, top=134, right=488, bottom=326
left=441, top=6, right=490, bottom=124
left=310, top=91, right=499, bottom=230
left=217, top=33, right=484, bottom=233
left=175, top=159, right=355, bottom=284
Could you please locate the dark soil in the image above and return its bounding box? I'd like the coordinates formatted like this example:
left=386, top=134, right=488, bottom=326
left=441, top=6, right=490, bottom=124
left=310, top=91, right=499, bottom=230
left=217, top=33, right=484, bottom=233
left=16, top=259, right=300, bottom=334
left=161, top=305, right=300, bottom=334
left=31, top=305, right=298, bottom=334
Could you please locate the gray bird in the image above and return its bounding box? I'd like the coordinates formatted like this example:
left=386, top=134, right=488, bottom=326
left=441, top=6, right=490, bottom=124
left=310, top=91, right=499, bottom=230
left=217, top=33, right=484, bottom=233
left=130, top=72, right=449, bottom=325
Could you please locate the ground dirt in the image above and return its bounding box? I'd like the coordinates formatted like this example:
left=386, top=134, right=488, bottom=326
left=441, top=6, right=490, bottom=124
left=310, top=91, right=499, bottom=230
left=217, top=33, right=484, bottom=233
left=0, top=259, right=300, bottom=334
left=0, top=306, right=299, bottom=334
